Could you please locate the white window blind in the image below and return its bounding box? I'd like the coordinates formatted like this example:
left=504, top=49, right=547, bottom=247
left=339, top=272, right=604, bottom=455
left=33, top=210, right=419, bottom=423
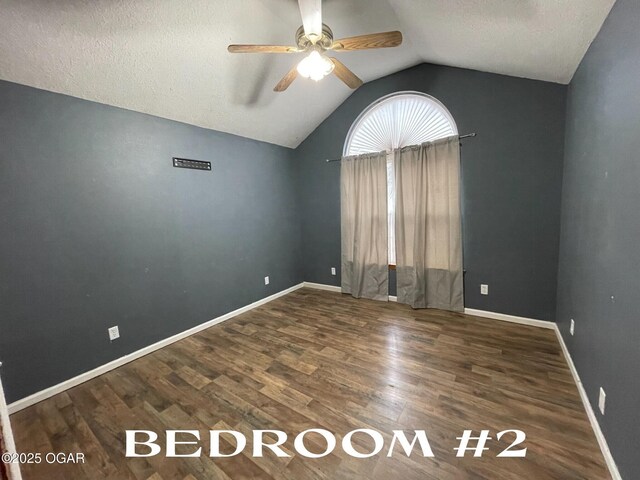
left=344, top=92, right=458, bottom=265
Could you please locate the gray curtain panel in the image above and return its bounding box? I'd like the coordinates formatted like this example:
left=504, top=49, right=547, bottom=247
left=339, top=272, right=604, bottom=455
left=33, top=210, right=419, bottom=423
left=340, top=151, right=389, bottom=301
left=394, top=136, right=464, bottom=311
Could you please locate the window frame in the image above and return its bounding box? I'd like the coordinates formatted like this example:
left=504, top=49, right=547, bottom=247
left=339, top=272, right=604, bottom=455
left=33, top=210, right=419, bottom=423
left=343, top=91, right=458, bottom=267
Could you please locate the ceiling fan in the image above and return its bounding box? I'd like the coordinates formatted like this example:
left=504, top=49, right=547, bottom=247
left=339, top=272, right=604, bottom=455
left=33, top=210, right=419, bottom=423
left=227, top=0, right=403, bottom=92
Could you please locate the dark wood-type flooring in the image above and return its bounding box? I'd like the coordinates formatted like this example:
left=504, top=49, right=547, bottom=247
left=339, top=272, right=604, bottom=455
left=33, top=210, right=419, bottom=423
left=11, top=288, right=610, bottom=479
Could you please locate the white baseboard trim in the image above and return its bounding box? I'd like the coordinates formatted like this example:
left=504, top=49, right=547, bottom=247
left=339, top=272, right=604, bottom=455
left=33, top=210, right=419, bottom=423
left=303, top=284, right=553, bottom=329
left=8, top=283, right=305, bottom=415
left=1, top=377, right=22, bottom=479
left=553, top=325, right=622, bottom=480
left=302, top=282, right=341, bottom=292
left=464, top=308, right=555, bottom=330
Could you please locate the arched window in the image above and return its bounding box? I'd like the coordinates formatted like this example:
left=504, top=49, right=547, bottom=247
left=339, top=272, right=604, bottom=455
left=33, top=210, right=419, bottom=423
left=344, top=92, right=458, bottom=265
left=344, top=91, right=458, bottom=156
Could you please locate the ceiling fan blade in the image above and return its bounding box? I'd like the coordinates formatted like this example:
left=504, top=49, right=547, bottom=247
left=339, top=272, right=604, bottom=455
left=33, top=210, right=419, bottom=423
left=331, top=31, right=403, bottom=51
left=298, top=0, right=322, bottom=42
left=330, top=58, right=363, bottom=89
left=274, top=64, right=299, bottom=92
left=227, top=44, right=299, bottom=54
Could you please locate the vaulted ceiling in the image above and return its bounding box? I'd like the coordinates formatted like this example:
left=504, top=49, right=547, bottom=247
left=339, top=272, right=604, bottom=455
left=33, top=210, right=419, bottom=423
left=0, top=0, right=615, bottom=148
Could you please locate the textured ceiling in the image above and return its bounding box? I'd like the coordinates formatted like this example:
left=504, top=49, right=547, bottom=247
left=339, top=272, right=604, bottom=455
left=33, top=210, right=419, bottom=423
left=0, top=0, right=615, bottom=148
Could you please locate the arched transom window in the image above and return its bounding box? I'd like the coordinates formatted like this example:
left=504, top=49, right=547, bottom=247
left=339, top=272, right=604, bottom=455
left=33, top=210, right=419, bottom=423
left=344, top=92, right=458, bottom=265
left=344, top=91, right=458, bottom=156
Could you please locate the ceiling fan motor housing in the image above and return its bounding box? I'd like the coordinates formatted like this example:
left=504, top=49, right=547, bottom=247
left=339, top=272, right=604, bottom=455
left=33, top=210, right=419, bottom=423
left=296, top=24, right=334, bottom=50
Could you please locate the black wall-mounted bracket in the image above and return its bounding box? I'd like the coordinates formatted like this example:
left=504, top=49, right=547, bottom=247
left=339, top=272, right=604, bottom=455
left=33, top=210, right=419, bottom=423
left=172, top=157, right=211, bottom=171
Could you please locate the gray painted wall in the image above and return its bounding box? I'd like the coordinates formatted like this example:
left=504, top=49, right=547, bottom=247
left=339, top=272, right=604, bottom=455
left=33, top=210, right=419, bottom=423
left=556, top=0, right=640, bottom=477
left=296, top=63, right=567, bottom=321
left=0, top=80, right=301, bottom=403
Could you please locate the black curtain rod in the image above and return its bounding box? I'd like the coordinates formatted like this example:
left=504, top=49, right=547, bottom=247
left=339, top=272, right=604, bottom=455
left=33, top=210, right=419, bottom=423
left=325, top=133, right=477, bottom=163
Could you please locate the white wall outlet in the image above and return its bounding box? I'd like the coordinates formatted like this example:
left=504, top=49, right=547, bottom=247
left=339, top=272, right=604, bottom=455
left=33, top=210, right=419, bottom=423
left=331, top=267, right=336, bottom=276
left=108, top=326, right=120, bottom=341
left=480, top=284, right=489, bottom=295
left=264, top=276, right=270, bottom=285
left=598, top=387, right=606, bottom=415
left=570, top=319, right=575, bottom=336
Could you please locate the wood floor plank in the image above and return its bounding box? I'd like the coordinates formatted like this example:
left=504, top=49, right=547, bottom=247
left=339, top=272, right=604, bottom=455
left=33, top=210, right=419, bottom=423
left=10, top=288, right=610, bottom=479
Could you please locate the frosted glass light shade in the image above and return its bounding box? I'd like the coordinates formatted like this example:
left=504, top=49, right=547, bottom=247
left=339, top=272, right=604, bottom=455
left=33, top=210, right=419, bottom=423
left=297, top=51, right=334, bottom=81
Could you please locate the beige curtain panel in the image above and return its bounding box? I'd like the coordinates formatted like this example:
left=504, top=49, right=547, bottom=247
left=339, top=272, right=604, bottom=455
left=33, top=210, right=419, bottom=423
left=394, top=136, right=464, bottom=311
left=340, top=151, right=389, bottom=301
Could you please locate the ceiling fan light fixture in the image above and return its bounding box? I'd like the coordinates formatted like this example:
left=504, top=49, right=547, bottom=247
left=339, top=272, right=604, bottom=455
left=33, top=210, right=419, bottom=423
left=228, top=1, right=402, bottom=92
left=297, top=49, right=334, bottom=81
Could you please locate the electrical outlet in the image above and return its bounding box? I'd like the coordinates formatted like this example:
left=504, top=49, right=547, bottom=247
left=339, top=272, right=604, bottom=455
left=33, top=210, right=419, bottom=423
left=264, top=276, right=270, bottom=285
left=331, top=267, right=336, bottom=276
left=598, top=387, right=606, bottom=415
left=480, top=284, right=489, bottom=295
left=108, top=326, right=120, bottom=341
left=570, top=319, right=575, bottom=336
